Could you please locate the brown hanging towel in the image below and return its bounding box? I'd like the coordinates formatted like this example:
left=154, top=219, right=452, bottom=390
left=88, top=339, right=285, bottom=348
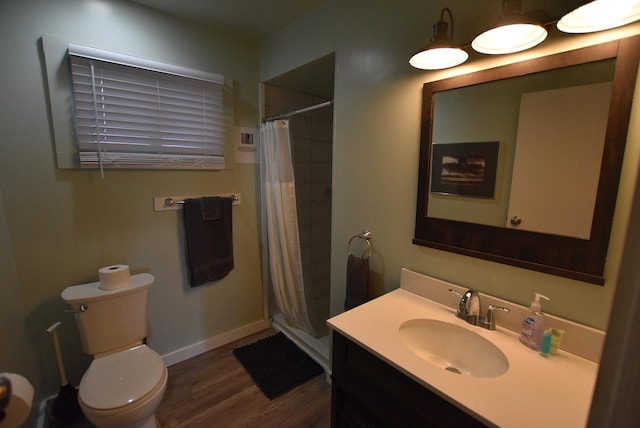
left=344, top=254, right=370, bottom=310
left=183, top=196, right=234, bottom=287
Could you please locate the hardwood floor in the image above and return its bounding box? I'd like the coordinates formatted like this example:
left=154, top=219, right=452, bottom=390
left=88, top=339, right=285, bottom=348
left=156, top=328, right=332, bottom=427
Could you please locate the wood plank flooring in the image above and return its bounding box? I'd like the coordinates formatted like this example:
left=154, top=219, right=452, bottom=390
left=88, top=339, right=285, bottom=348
left=156, top=328, right=332, bottom=427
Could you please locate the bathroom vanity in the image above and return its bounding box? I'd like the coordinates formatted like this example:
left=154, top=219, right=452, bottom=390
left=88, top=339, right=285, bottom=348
left=331, top=331, right=486, bottom=427
left=327, top=269, right=602, bottom=427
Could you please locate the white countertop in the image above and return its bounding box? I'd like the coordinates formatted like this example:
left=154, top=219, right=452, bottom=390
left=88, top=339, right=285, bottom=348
left=328, top=288, right=599, bottom=428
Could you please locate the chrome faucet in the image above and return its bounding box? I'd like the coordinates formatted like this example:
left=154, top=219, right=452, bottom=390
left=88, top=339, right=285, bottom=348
left=449, top=289, right=481, bottom=325
left=479, top=304, right=511, bottom=330
left=449, top=289, right=510, bottom=329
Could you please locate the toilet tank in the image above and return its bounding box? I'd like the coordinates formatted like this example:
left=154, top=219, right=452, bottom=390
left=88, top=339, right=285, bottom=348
left=61, top=273, right=154, bottom=356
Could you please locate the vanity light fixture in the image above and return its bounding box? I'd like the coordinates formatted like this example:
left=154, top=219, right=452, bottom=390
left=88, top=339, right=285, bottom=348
left=409, top=7, right=469, bottom=70
left=557, top=0, right=640, bottom=33
left=471, top=0, right=548, bottom=55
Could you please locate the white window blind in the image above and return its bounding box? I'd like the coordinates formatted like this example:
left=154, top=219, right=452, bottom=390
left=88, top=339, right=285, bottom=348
left=68, top=43, right=229, bottom=170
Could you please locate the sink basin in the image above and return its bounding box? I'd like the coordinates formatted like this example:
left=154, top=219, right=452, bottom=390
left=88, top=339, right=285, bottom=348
left=399, top=319, right=509, bottom=378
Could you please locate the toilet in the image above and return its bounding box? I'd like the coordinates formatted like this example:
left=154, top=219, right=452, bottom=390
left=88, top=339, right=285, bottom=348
left=61, top=273, right=167, bottom=428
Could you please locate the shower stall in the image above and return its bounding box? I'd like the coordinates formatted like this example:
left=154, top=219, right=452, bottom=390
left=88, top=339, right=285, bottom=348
left=261, top=54, right=335, bottom=370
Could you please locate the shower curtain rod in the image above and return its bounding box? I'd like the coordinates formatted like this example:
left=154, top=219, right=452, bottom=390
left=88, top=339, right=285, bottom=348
left=264, top=100, right=333, bottom=122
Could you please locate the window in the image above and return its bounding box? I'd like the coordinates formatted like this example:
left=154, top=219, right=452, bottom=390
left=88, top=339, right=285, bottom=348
left=68, top=43, right=230, bottom=171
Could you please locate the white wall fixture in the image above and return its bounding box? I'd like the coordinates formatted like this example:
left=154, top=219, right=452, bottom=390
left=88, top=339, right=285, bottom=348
left=235, top=127, right=258, bottom=164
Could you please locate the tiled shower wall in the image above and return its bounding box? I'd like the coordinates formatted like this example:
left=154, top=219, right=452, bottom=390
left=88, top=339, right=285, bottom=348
left=265, top=85, right=333, bottom=337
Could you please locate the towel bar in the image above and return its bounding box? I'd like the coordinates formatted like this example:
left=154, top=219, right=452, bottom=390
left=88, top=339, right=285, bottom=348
left=165, top=195, right=239, bottom=207
left=153, top=194, right=241, bottom=212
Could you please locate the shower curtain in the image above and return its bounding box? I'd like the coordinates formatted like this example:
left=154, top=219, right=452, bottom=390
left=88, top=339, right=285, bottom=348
left=261, top=120, right=316, bottom=336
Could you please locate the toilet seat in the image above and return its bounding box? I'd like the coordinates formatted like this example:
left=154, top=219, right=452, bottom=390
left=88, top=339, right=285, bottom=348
left=79, top=345, right=166, bottom=411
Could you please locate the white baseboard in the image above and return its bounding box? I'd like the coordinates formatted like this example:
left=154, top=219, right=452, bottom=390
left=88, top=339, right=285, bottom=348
left=161, top=319, right=271, bottom=367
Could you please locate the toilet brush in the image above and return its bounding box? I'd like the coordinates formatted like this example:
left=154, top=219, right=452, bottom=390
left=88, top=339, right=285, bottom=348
left=46, top=322, right=83, bottom=422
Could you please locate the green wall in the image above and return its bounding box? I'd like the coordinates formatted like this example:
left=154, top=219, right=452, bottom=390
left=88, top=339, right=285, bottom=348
left=260, top=0, right=640, bottom=331
left=0, top=0, right=263, bottom=404
left=3, top=0, right=640, bottom=416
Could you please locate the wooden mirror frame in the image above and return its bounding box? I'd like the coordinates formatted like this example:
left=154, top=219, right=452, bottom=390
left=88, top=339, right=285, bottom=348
left=414, top=36, right=640, bottom=285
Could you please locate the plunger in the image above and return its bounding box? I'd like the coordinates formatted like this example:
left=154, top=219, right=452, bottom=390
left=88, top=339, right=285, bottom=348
left=46, top=322, right=82, bottom=422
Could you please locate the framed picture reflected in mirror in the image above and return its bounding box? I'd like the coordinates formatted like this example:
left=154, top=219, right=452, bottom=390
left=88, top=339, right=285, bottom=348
left=430, top=141, right=499, bottom=198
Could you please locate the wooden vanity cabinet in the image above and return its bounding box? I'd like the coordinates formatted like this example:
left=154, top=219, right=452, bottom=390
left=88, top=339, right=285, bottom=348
left=330, top=331, right=487, bottom=428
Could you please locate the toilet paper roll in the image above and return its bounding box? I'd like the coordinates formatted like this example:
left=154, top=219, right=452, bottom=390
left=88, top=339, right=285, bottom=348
left=0, top=373, right=34, bottom=428
left=98, top=264, right=131, bottom=290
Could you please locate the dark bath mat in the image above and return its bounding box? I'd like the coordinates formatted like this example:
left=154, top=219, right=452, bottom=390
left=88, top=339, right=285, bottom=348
left=233, top=332, right=324, bottom=399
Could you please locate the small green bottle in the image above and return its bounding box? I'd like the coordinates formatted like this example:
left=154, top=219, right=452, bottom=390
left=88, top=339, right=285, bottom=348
left=539, top=329, right=552, bottom=357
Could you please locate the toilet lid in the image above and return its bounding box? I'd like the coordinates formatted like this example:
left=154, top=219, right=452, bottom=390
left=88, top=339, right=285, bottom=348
left=80, top=345, right=165, bottom=410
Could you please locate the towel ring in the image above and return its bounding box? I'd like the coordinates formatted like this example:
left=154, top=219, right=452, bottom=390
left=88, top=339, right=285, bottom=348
left=348, top=229, right=372, bottom=259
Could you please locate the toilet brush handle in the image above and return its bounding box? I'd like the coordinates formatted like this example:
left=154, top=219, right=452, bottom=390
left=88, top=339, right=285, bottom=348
left=46, top=322, right=69, bottom=386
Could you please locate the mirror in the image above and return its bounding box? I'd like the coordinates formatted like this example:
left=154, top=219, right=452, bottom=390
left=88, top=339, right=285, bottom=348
left=414, top=36, right=640, bottom=285
left=429, top=61, right=614, bottom=238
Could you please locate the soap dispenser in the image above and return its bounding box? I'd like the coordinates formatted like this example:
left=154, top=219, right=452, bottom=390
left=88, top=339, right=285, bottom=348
left=519, top=293, right=550, bottom=350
